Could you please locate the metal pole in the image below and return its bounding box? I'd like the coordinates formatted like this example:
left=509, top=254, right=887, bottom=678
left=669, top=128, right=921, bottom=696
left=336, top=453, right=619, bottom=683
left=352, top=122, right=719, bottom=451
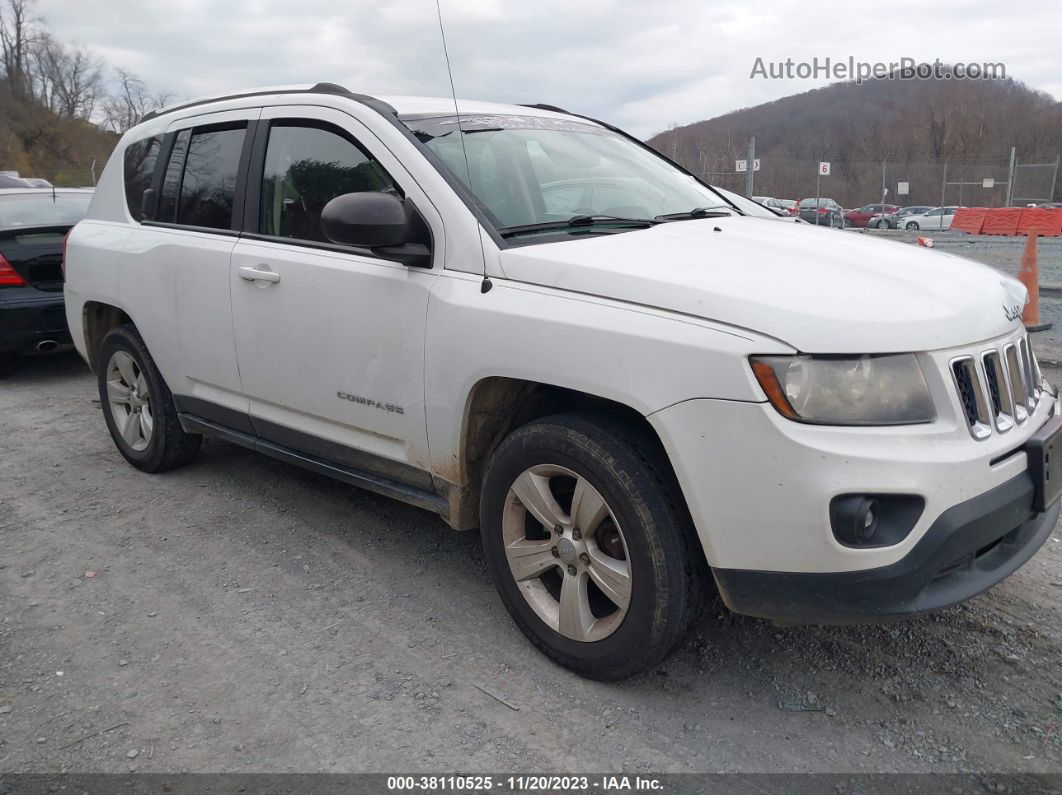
left=815, top=163, right=821, bottom=225
left=882, top=160, right=886, bottom=210
left=940, top=160, right=948, bottom=208
left=1004, top=146, right=1016, bottom=207
left=1049, top=154, right=1060, bottom=205
left=745, top=137, right=755, bottom=198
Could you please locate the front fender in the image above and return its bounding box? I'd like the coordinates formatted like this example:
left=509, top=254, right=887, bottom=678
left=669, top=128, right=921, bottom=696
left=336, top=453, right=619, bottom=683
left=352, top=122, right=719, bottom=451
left=424, top=272, right=791, bottom=483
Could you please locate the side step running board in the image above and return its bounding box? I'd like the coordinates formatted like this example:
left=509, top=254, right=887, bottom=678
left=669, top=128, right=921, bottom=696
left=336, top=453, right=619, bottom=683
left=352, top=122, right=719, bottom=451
left=178, top=413, right=449, bottom=516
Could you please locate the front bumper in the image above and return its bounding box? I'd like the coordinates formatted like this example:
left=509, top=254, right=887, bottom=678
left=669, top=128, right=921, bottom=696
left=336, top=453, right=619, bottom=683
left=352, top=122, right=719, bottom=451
left=712, top=472, right=1059, bottom=623
left=0, top=287, right=70, bottom=354
left=648, top=327, right=1059, bottom=622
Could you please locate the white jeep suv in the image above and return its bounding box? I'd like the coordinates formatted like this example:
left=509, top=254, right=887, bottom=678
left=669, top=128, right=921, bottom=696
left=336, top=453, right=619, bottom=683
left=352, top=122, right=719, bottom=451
left=64, top=83, right=1061, bottom=680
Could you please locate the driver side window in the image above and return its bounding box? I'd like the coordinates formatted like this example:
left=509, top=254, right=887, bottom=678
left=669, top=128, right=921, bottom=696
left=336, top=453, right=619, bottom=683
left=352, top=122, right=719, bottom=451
left=259, top=122, right=398, bottom=243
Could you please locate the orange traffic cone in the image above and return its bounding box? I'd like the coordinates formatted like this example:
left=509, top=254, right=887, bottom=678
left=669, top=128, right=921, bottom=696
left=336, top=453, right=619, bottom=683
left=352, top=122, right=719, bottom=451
left=1019, top=229, right=1052, bottom=332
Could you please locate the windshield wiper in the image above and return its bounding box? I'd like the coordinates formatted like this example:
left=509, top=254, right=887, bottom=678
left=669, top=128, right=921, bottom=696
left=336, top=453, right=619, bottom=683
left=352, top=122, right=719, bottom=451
left=500, top=214, right=661, bottom=239
left=655, top=205, right=736, bottom=221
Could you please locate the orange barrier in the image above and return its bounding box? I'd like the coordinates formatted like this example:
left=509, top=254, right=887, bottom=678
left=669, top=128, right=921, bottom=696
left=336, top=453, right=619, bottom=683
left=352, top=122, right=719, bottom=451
left=1019, top=230, right=1051, bottom=331
left=980, top=208, right=1023, bottom=235
left=1017, top=207, right=1062, bottom=237
left=950, top=207, right=987, bottom=235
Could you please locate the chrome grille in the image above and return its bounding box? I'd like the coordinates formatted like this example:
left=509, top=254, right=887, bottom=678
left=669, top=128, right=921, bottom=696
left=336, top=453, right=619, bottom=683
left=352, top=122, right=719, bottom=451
left=950, top=333, right=1042, bottom=440
left=983, top=352, right=1004, bottom=415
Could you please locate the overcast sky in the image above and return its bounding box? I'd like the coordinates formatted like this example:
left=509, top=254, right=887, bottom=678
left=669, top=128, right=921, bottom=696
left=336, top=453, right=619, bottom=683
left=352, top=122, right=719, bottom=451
left=36, top=0, right=1062, bottom=138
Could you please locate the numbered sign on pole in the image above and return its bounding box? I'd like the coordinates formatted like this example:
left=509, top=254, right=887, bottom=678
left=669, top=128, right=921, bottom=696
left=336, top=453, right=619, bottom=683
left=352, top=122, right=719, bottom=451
left=819, top=162, right=831, bottom=176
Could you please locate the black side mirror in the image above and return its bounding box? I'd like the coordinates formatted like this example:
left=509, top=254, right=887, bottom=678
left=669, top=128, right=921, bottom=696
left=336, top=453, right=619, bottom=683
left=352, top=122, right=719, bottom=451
left=320, top=192, right=431, bottom=267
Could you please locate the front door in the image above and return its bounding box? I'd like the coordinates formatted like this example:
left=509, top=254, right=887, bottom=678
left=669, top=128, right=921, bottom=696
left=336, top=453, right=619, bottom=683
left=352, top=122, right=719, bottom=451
left=229, top=105, right=441, bottom=483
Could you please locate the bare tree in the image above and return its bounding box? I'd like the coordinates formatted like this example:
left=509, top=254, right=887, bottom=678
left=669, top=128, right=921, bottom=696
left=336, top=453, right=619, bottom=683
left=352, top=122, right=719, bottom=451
left=31, top=32, right=103, bottom=118
left=103, top=67, right=171, bottom=132
left=0, top=0, right=35, bottom=100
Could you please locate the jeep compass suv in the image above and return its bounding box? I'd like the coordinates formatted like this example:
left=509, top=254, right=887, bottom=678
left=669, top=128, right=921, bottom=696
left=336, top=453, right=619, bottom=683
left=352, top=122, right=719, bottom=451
left=64, top=83, right=1061, bottom=680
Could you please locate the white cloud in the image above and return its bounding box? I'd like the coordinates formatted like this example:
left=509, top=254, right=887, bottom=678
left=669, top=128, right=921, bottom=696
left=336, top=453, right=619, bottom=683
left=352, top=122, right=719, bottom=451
left=38, top=0, right=1062, bottom=137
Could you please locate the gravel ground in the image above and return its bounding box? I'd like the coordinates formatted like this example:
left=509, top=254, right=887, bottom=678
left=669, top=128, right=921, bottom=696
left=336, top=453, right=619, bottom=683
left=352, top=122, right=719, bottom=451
left=0, top=352, right=1060, bottom=775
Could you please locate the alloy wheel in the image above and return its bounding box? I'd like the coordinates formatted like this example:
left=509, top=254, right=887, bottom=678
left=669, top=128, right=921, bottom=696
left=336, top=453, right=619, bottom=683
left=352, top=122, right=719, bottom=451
left=502, top=464, right=632, bottom=642
left=106, top=350, right=154, bottom=452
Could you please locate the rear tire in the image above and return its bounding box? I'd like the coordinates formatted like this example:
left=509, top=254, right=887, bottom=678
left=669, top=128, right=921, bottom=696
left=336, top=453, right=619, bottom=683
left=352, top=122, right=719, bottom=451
left=480, top=412, right=706, bottom=680
left=97, top=325, right=201, bottom=473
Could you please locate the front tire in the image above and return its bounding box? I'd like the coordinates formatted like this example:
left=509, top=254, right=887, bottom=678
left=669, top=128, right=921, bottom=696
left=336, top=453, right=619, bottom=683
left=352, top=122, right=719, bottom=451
left=480, top=413, right=705, bottom=680
left=906, top=221, right=920, bottom=230
left=97, top=325, right=201, bottom=473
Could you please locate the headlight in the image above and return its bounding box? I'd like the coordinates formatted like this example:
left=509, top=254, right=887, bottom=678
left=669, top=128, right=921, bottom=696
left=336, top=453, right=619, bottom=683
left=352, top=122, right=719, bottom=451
left=750, top=354, right=935, bottom=425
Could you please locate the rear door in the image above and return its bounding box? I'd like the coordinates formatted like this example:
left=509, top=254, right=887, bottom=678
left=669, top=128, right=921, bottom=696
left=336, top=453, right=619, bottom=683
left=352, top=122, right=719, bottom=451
left=148, top=108, right=260, bottom=426
left=922, top=208, right=943, bottom=229
left=229, top=105, right=442, bottom=484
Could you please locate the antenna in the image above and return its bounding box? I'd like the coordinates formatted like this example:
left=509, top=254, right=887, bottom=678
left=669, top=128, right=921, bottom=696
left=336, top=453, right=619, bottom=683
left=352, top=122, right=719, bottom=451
left=435, top=0, right=492, bottom=294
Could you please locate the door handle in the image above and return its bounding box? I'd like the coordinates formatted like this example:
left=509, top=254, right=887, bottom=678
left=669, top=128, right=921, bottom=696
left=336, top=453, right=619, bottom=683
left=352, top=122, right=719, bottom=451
left=238, top=265, right=281, bottom=284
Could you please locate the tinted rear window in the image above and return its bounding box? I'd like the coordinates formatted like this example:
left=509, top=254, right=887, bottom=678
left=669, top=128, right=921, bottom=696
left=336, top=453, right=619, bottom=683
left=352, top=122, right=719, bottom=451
left=175, top=125, right=246, bottom=229
left=123, top=135, right=162, bottom=220
left=0, top=193, right=92, bottom=229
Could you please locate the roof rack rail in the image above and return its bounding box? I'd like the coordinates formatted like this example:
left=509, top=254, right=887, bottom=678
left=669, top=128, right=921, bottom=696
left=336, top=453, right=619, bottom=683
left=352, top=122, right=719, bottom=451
left=518, top=103, right=571, bottom=114
left=139, top=82, right=386, bottom=124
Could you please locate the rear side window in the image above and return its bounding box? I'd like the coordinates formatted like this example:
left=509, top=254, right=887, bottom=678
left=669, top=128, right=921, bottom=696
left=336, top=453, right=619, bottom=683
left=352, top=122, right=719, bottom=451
left=176, top=125, right=247, bottom=229
left=259, top=122, right=397, bottom=243
left=123, top=135, right=162, bottom=221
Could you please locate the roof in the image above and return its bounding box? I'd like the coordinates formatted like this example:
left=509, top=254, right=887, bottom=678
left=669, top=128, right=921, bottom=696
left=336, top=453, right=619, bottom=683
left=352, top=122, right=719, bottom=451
left=378, top=95, right=575, bottom=120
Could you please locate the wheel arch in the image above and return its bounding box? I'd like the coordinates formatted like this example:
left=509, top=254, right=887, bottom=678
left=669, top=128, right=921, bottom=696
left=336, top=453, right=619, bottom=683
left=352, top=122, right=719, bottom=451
left=82, top=301, right=136, bottom=373
left=440, top=376, right=681, bottom=531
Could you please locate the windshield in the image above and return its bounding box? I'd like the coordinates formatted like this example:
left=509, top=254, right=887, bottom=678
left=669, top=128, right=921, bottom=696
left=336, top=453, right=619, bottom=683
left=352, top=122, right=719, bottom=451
left=0, top=192, right=92, bottom=229
left=402, top=113, right=742, bottom=238
left=711, top=187, right=781, bottom=218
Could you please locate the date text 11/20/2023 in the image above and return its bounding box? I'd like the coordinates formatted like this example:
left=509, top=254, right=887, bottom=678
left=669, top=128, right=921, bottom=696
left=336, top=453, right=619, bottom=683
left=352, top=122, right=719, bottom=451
left=386, top=775, right=664, bottom=791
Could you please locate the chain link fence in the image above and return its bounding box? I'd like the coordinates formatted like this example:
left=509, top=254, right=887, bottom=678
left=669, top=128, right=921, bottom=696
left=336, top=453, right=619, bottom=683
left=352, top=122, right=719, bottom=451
left=679, top=148, right=1058, bottom=209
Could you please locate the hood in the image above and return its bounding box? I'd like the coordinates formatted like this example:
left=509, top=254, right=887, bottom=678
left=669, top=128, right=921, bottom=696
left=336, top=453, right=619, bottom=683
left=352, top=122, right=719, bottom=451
left=499, top=217, right=1026, bottom=353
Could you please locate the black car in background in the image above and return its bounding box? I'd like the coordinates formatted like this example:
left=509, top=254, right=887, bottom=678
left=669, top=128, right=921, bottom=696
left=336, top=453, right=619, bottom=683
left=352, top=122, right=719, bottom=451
left=796, top=197, right=845, bottom=227
left=0, top=188, right=93, bottom=358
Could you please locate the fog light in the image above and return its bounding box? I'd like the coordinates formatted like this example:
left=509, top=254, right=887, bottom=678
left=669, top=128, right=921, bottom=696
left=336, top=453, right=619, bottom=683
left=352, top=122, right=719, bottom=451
left=832, top=495, right=880, bottom=545
left=830, top=494, right=925, bottom=548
